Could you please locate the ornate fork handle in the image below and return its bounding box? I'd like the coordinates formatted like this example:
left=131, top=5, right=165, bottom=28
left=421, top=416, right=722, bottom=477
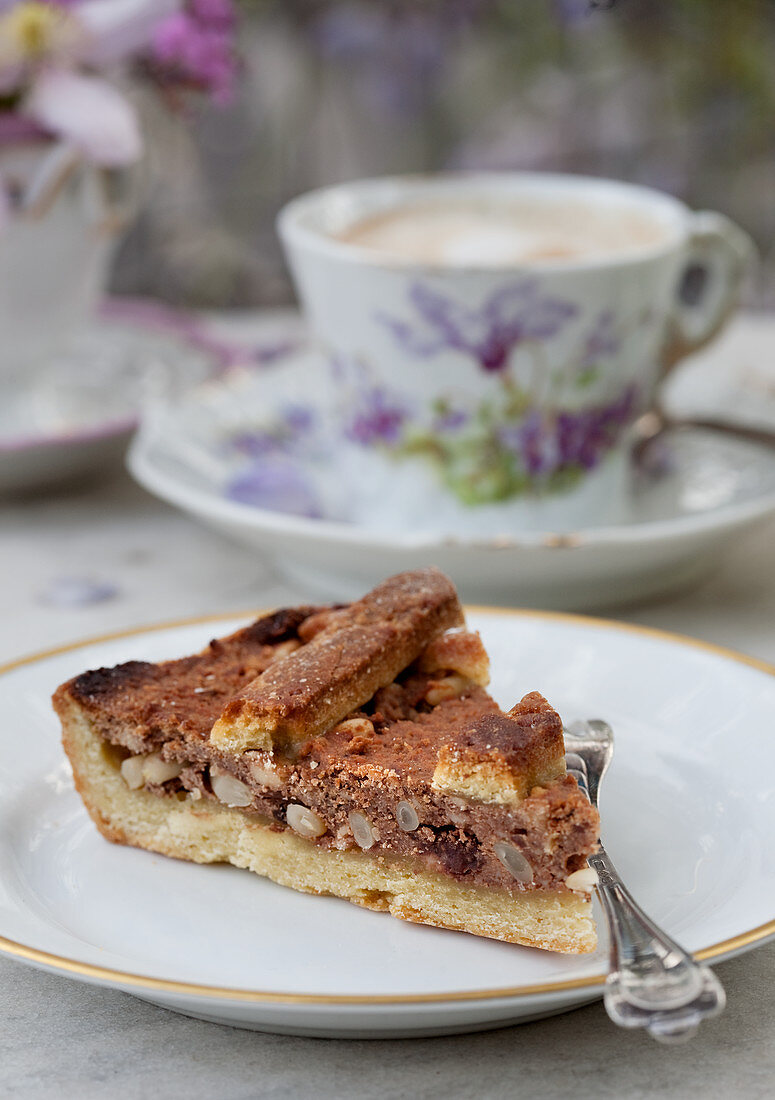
left=588, top=846, right=726, bottom=1043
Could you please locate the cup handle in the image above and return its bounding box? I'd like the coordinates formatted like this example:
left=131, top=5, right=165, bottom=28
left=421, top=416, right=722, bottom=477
left=660, top=211, right=755, bottom=376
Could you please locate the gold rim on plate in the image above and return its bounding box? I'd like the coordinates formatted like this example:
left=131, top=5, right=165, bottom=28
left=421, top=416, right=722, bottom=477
left=1, top=607, right=774, bottom=1006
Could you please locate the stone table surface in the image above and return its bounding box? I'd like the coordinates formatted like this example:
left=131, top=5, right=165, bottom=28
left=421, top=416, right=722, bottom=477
left=1, top=466, right=774, bottom=1100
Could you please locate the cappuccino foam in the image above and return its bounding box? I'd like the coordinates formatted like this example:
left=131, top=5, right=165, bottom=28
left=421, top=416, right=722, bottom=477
left=335, top=198, right=668, bottom=266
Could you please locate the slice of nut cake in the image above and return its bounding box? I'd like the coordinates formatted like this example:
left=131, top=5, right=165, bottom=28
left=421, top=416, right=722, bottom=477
left=53, top=568, right=599, bottom=953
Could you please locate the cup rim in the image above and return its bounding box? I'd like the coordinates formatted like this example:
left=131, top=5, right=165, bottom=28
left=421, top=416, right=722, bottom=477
left=277, top=170, right=691, bottom=274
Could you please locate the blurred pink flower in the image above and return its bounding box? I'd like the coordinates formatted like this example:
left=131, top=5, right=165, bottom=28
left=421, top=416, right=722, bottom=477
left=0, top=0, right=183, bottom=164
left=24, top=68, right=142, bottom=164
left=0, top=1, right=242, bottom=166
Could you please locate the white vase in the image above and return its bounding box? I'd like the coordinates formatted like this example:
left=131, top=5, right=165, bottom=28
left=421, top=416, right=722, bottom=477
left=0, top=139, right=132, bottom=396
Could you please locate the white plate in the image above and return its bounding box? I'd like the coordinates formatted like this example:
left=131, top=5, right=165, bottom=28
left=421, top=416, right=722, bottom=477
left=1, top=611, right=774, bottom=1037
left=128, top=335, right=775, bottom=610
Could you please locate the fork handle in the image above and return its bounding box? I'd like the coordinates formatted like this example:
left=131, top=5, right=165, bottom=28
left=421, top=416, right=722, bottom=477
left=588, top=848, right=726, bottom=1043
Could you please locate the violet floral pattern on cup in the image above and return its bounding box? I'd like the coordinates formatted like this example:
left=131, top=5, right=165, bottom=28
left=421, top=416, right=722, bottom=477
left=366, top=279, right=641, bottom=504
left=378, top=279, right=577, bottom=374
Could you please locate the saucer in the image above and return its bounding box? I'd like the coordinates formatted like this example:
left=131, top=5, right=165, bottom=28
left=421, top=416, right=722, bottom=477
left=0, top=300, right=225, bottom=495
left=128, top=325, right=775, bottom=609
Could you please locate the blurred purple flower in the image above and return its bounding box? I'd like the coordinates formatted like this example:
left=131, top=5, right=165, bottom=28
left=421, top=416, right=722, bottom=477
left=309, top=4, right=449, bottom=117
left=151, top=0, right=238, bottom=105
left=344, top=386, right=407, bottom=446
left=226, top=460, right=321, bottom=518
left=380, top=280, right=577, bottom=374
left=306, top=1, right=505, bottom=118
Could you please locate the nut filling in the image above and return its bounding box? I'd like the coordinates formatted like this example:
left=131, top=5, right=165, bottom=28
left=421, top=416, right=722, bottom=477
left=111, top=742, right=593, bottom=891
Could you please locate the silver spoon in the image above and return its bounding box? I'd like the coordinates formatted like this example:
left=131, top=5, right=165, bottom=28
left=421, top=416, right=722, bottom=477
left=633, top=406, right=775, bottom=464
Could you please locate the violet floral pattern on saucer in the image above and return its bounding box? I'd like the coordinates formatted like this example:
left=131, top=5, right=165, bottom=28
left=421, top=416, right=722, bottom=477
left=224, top=404, right=325, bottom=519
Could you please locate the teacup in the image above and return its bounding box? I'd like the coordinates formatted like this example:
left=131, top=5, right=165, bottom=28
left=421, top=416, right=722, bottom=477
left=278, top=173, right=753, bottom=531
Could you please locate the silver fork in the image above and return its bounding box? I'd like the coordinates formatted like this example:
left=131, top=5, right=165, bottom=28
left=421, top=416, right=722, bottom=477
left=564, top=719, right=726, bottom=1043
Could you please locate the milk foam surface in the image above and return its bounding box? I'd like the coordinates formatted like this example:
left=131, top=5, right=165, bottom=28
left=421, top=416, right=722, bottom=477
left=335, top=199, right=668, bottom=265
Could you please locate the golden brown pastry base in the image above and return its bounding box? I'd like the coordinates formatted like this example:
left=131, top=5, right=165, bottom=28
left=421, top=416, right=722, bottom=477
left=60, top=696, right=597, bottom=955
